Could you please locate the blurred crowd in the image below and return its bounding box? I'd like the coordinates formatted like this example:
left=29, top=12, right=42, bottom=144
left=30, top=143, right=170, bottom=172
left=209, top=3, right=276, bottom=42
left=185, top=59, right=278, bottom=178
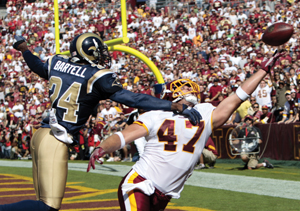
left=1, top=0, right=300, bottom=160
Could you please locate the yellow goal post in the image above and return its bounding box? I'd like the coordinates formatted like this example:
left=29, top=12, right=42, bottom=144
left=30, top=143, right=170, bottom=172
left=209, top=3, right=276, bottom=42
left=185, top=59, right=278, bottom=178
left=53, top=0, right=164, bottom=84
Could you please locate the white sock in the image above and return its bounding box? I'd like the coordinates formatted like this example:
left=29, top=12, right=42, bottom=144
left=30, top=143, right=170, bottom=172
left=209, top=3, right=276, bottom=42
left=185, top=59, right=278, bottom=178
left=262, top=162, right=266, bottom=167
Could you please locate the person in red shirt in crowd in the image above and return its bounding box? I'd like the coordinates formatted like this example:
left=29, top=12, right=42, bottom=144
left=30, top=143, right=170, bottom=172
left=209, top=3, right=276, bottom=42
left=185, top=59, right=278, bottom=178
left=208, top=10, right=218, bottom=33
left=198, top=81, right=207, bottom=103
left=209, top=78, right=222, bottom=106
left=113, top=51, right=123, bottom=60
left=248, top=56, right=261, bottom=69
left=140, top=81, right=152, bottom=95
left=103, top=16, right=112, bottom=32
left=279, top=49, right=292, bottom=66
left=220, top=78, right=228, bottom=98
left=20, top=135, right=30, bottom=159
left=13, top=86, right=21, bottom=102
left=256, top=51, right=264, bottom=64
left=259, top=105, right=275, bottom=123
left=95, top=20, right=105, bottom=39
left=87, top=117, right=97, bottom=156
left=195, top=136, right=218, bottom=169
left=78, top=126, right=89, bottom=160
left=229, top=70, right=240, bottom=86
left=201, top=63, right=211, bottom=77
left=29, top=100, right=37, bottom=116
left=93, top=119, right=107, bottom=147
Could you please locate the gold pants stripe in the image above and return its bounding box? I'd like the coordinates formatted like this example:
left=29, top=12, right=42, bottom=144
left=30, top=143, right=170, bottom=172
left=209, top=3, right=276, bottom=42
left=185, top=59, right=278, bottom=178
left=31, top=128, right=69, bottom=210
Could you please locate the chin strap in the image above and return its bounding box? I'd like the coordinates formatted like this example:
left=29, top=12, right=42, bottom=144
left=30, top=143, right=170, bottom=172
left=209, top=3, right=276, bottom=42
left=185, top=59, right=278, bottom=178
left=70, top=57, right=81, bottom=63
left=183, top=94, right=199, bottom=105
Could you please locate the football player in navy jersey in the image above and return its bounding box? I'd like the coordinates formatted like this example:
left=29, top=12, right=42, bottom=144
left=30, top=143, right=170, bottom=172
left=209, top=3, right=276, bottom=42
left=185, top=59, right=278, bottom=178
left=0, top=33, right=201, bottom=211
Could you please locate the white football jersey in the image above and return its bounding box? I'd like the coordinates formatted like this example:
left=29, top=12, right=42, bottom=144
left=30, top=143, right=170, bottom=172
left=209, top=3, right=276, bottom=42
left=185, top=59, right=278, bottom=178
left=100, top=107, right=118, bottom=127
left=252, top=85, right=272, bottom=107
left=132, top=103, right=215, bottom=199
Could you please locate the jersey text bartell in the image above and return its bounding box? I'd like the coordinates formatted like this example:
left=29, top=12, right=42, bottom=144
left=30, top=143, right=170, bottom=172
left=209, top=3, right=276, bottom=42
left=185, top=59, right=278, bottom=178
left=53, top=61, right=86, bottom=78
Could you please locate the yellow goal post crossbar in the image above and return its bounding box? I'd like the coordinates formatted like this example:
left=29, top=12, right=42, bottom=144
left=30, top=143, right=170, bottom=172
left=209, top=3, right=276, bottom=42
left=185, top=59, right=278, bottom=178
left=53, top=0, right=164, bottom=84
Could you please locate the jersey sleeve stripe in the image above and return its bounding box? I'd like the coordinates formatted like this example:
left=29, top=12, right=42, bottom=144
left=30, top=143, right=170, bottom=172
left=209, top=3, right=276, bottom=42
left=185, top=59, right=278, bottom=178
left=87, top=69, right=113, bottom=94
left=47, top=55, right=55, bottom=78
left=208, top=145, right=216, bottom=151
left=133, top=120, right=149, bottom=135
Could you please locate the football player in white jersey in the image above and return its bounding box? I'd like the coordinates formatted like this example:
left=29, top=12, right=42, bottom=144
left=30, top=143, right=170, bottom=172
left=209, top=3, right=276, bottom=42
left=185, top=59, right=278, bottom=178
left=87, top=51, right=283, bottom=210
left=100, top=100, right=118, bottom=127
left=252, top=79, right=273, bottom=108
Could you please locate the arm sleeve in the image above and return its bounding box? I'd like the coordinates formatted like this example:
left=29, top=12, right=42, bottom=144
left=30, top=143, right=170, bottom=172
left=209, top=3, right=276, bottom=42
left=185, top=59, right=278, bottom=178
left=109, top=89, right=172, bottom=111
left=135, top=112, right=154, bottom=136
left=22, top=50, right=49, bottom=79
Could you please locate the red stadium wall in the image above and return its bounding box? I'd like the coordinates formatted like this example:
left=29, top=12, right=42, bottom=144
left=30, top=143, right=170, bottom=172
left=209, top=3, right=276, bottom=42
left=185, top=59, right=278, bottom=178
left=212, top=123, right=300, bottom=160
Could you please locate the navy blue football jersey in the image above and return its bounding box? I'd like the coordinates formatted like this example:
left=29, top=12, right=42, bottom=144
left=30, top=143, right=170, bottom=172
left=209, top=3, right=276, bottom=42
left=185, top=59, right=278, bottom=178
left=39, top=54, right=122, bottom=143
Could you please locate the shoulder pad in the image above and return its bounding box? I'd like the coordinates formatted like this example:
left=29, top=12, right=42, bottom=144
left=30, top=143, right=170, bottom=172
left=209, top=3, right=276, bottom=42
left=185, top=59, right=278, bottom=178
left=57, top=54, right=70, bottom=59
left=87, top=69, right=114, bottom=94
left=91, top=63, right=107, bottom=70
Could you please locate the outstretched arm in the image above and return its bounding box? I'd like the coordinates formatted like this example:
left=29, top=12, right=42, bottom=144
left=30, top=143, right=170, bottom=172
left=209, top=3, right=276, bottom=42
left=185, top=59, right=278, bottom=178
left=13, top=38, right=49, bottom=79
left=212, top=51, right=283, bottom=129
left=109, top=89, right=173, bottom=111
left=110, top=89, right=202, bottom=125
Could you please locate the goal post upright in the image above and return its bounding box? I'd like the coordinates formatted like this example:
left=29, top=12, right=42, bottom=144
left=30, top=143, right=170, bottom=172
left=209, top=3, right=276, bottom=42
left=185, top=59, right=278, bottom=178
left=53, top=0, right=164, bottom=83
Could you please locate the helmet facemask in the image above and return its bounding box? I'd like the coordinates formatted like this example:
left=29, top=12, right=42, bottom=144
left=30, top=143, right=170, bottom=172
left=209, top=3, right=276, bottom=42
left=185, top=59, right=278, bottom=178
left=161, top=79, right=200, bottom=105
left=98, top=44, right=111, bottom=69
left=70, top=33, right=112, bottom=69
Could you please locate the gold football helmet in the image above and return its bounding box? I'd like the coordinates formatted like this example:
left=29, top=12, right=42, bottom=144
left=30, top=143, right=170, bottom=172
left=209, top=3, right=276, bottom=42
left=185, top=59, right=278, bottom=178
left=161, top=79, right=200, bottom=105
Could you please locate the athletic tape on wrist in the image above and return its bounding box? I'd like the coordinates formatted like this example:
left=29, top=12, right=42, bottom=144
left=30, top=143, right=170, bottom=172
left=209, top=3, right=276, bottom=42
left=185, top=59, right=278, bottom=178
left=116, top=132, right=125, bottom=149
left=236, top=87, right=250, bottom=101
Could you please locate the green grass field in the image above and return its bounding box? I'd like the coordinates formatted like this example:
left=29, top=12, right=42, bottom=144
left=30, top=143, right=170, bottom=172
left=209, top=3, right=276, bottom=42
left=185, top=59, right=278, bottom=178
left=0, top=159, right=300, bottom=211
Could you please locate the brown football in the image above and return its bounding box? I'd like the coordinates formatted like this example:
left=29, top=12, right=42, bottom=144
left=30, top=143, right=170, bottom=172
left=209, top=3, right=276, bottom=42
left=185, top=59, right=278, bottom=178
left=262, top=23, right=294, bottom=46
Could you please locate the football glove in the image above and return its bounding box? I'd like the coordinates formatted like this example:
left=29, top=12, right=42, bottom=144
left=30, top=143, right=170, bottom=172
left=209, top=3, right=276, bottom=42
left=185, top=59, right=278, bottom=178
left=13, top=36, right=26, bottom=50
left=180, top=104, right=202, bottom=125
left=260, top=50, right=284, bottom=73
left=87, top=147, right=106, bottom=172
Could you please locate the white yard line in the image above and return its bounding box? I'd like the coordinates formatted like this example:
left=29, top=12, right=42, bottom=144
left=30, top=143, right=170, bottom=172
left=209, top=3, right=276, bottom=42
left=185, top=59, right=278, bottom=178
left=1, top=161, right=299, bottom=200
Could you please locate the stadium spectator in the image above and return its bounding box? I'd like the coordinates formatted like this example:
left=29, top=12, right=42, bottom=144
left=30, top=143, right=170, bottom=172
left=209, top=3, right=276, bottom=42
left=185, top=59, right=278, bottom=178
left=252, top=102, right=263, bottom=123
left=272, top=79, right=290, bottom=108
left=239, top=115, right=274, bottom=170
left=278, top=90, right=298, bottom=123
left=0, top=0, right=299, bottom=165
left=252, top=79, right=273, bottom=108
left=259, top=105, right=275, bottom=124
left=195, top=136, right=218, bottom=169
left=208, top=78, right=222, bottom=105
left=100, top=100, right=118, bottom=128
left=248, top=96, right=260, bottom=116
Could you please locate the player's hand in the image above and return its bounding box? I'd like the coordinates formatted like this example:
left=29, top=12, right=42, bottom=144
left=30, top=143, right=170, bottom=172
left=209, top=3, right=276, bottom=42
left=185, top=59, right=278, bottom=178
left=13, top=36, right=28, bottom=52
left=87, top=147, right=106, bottom=172
left=260, top=50, right=285, bottom=73
left=181, top=104, right=202, bottom=125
